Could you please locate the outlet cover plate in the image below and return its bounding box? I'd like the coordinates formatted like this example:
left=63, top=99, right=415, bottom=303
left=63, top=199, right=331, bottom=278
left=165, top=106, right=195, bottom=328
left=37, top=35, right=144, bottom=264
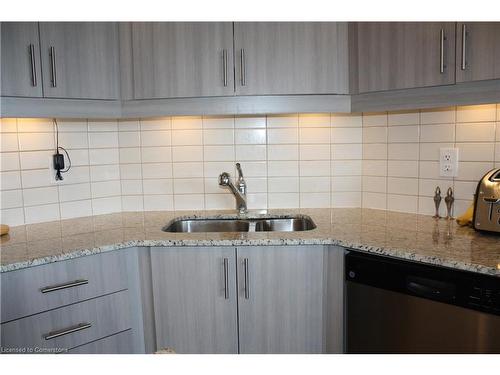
left=439, top=147, right=459, bottom=177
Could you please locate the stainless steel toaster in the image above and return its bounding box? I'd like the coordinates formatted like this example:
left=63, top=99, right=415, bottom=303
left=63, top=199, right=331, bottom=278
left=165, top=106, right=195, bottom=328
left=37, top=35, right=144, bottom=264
left=473, top=168, right=500, bottom=233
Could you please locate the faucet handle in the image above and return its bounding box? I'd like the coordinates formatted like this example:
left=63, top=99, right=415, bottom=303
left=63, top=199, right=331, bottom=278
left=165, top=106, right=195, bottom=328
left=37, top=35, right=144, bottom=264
left=219, top=172, right=230, bottom=186
left=236, top=163, right=244, bottom=180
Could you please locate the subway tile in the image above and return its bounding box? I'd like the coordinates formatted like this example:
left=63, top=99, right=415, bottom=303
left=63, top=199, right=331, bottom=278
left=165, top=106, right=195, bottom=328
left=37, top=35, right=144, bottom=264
left=204, top=129, right=234, bottom=145
left=331, top=127, right=362, bottom=143
left=92, top=196, right=122, bottom=215
left=300, top=144, right=330, bottom=160
left=88, top=132, right=118, bottom=148
left=362, top=176, right=386, bottom=193
left=419, top=161, right=443, bottom=180
left=299, top=161, right=330, bottom=176
left=90, top=164, right=120, bottom=182
left=235, top=129, right=266, bottom=144
left=362, top=192, right=387, bottom=209
left=363, top=144, right=387, bottom=160
left=171, top=116, right=202, bottom=130
left=420, top=107, right=456, bottom=124
left=497, top=124, right=500, bottom=141
left=419, top=124, right=455, bottom=143
left=456, top=143, right=495, bottom=162
left=0, top=208, right=25, bottom=226
left=141, top=130, right=172, bottom=147
left=140, top=118, right=171, bottom=130
left=268, top=177, right=299, bottom=193
left=332, top=192, right=361, bottom=207
left=1, top=189, right=23, bottom=209
left=144, top=195, right=174, bottom=211
left=388, top=143, right=419, bottom=160
left=1, top=152, right=20, bottom=171
left=234, top=116, right=266, bottom=129
left=387, top=160, right=419, bottom=178
left=89, top=148, right=119, bottom=165
left=119, top=131, right=141, bottom=147
left=172, top=145, right=204, bottom=162
left=173, top=178, right=204, bottom=194
left=58, top=132, right=88, bottom=149
left=268, top=160, right=298, bottom=177
left=143, top=163, right=173, bottom=179
left=235, top=145, right=266, bottom=161
left=299, top=127, right=330, bottom=144
left=332, top=144, right=362, bottom=160
left=0, top=118, right=17, bottom=132
left=88, top=120, right=118, bottom=132
left=419, top=143, right=454, bottom=161
left=63, top=149, right=89, bottom=166
left=387, top=194, right=418, bottom=213
left=57, top=119, right=88, bottom=132
left=120, top=147, right=142, bottom=163
left=174, top=194, right=205, bottom=210
left=388, top=110, right=419, bottom=126
left=17, top=118, right=53, bottom=132
left=1, top=133, right=19, bottom=152
left=363, top=127, right=387, bottom=143
left=300, top=192, right=330, bottom=208
left=496, top=143, right=500, bottom=162
left=204, top=162, right=235, bottom=177
left=205, top=194, right=235, bottom=210
left=387, top=125, right=419, bottom=143
left=58, top=183, right=91, bottom=202
left=237, top=161, right=267, bottom=177
left=456, top=104, right=496, bottom=123
left=387, top=177, right=418, bottom=196
left=143, top=179, right=173, bottom=195
left=171, top=129, right=202, bottom=146
left=362, top=160, right=387, bottom=177
left=457, top=162, right=494, bottom=181
left=172, top=162, right=203, bottom=178
left=20, top=170, right=47, bottom=189
left=121, top=196, right=144, bottom=212
left=120, top=164, right=142, bottom=179
left=24, top=203, right=60, bottom=224
left=455, top=123, right=496, bottom=142
left=419, top=179, right=450, bottom=198
left=332, top=176, right=362, bottom=193
left=23, top=186, right=58, bottom=206
left=141, top=147, right=171, bottom=163
left=202, top=145, right=233, bottom=162
left=244, top=177, right=267, bottom=193
left=247, top=193, right=267, bottom=209
left=300, top=176, right=330, bottom=192
left=203, top=116, right=234, bottom=129
left=331, top=113, right=362, bottom=128
left=298, top=113, right=330, bottom=128
left=267, top=128, right=298, bottom=144
left=118, top=119, right=140, bottom=131
left=58, top=166, right=90, bottom=185
left=362, top=112, right=387, bottom=127
left=266, top=114, right=298, bottom=128
left=18, top=133, right=54, bottom=151
left=91, top=180, right=121, bottom=198
left=268, top=193, right=299, bottom=209
left=332, top=160, right=362, bottom=176
left=121, top=180, right=143, bottom=195
left=61, top=200, right=93, bottom=219
left=267, top=145, right=299, bottom=160
left=454, top=180, right=477, bottom=200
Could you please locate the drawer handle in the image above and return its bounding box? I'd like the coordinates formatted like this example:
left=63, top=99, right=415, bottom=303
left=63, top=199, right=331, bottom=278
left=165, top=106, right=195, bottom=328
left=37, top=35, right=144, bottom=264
left=43, top=322, right=92, bottom=340
left=223, top=257, right=229, bottom=299
left=243, top=258, right=249, bottom=299
left=41, top=279, right=89, bottom=293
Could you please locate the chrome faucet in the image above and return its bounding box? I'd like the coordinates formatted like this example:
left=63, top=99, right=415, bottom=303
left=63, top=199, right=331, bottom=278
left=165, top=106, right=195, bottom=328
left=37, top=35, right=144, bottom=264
left=219, top=163, right=247, bottom=214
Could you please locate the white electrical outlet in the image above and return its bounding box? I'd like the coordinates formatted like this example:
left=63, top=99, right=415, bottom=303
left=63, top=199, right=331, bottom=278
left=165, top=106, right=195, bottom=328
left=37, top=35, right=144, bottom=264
left=439, top=148, right=459, bottom=177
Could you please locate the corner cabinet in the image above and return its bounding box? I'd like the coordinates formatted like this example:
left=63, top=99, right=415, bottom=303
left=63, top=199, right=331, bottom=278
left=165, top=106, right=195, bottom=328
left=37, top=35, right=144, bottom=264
left=233, top=22, right=350, bottom=95
left=355, top=22, right=456, bottom=93
left=131, top=22, right=235, bottom=99
left=456, top=22, right=500, bottom=83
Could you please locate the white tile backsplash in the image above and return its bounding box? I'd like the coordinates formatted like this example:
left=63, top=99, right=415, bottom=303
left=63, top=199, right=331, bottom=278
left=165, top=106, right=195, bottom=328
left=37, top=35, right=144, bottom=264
left=2, top=104, right=499, bottom=224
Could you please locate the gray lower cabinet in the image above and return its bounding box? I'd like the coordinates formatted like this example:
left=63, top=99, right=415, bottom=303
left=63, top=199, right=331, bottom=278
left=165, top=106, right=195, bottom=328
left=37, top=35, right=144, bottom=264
left=68, top=330, right=134, bottom=354
left=132, top=22, right=235, bottom=99
left=0, top=22, right=43, bottom=97
left=237, top=245, right=326, bottom=353
left=150, top=247, right=238, bottom=354
left=456, top=22, right=500, bottom=83
left=355, top=22, right=456, bottom=93
left=38, top=22, right=120, bottom=99
left=233, top=22, right=349, bottom=95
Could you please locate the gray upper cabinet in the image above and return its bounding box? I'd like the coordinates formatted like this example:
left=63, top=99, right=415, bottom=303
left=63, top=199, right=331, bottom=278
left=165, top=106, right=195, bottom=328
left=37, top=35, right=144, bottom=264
left=233, top=22, right=350, bottom=95
left=355, top=22, right=456, bottom=93
left=131, top=22, right=234, bottom=99
left=151, top=247, right=238, bottom=354
left=38, top=22, right=120, bottom=99
left=456, top=22, right=500, bottom=83
left=237, top=245, right=325, bottom=354
left=1, top=22, right=43, bottom=97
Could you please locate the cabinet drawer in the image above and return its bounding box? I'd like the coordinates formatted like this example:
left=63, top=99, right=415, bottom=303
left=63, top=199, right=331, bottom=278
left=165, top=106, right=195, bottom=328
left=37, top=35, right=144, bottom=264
left=1, top=290, right=131, bottom=352
left=68, top=330, right=133, bottom=354
left=1, top=251, right=128, bottom=323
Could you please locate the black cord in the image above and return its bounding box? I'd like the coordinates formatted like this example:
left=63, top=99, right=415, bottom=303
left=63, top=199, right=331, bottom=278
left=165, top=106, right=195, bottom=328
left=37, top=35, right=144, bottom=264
left=53, top=119, right=71, bottom=180
left=58, top=146, right=71, bottom=172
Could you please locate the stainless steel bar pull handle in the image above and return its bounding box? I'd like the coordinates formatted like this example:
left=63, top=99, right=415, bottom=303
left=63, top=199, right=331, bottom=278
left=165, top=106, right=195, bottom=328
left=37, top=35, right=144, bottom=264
left=240, top=49, right=246, bottom=86
left=49, top=46, right=57, bottom=87
left=41, top=279, right=88, bottom=293
left=222, top=49, right=228, bottom=87
left=223, top=258, right=229, bottom=299
left=439, top=29, right=445, bottom=74
left=44, top=322, right=92, bottom=340
left=461, top=24, right=467, bottom=70
left=243, top=258, right=249, bottom=299
left=29, top=44, right=37, bottom=87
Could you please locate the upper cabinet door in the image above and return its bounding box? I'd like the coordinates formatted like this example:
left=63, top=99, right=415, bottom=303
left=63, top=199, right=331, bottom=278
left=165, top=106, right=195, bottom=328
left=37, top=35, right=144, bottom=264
left=233, top=22, right=350, bottom=95
left=1, top=22, right=43, bottom=97
left=39, top=22, right=120, bottom=99
left=456, top=23, right=500, bottom=83
left=356, top=23, right=456, bottom=93
left=132, top=22, right=234, bottom=99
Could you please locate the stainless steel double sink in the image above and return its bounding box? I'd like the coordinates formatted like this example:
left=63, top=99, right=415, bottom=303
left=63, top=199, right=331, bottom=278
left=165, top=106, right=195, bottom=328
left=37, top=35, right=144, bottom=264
left=163, top=215, right=316, bottom=233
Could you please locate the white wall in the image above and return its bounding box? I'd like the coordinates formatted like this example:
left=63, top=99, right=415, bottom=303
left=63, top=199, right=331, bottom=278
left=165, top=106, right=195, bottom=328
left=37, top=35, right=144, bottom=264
left=1, top=104, right=499, bottom=225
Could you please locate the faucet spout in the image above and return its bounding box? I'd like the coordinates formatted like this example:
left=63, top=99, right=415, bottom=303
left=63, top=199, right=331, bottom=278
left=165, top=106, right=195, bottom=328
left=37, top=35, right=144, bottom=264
left=219, top=166, right=248, bottom=214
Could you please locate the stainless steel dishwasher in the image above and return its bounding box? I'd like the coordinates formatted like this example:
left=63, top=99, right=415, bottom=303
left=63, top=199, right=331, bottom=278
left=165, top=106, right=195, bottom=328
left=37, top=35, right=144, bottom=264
left=345, top=252, right=500, bottom=353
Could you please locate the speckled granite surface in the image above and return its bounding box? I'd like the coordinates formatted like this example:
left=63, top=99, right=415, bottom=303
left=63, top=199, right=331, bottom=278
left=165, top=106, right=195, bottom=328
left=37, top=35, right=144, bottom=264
left=1, top=208, right=499, bottom=276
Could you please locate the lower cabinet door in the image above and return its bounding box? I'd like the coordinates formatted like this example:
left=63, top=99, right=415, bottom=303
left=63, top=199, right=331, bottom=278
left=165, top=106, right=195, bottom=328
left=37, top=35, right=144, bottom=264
left=237, top=245, right=326, bottom=354
left=68, top=330, right=133, bottom=354
left=151, top=247, right=238, bottom=354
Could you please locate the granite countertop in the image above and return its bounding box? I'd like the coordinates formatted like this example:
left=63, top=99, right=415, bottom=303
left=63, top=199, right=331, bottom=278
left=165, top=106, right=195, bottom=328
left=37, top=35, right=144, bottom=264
left=1, top=208, right=499, bottom=276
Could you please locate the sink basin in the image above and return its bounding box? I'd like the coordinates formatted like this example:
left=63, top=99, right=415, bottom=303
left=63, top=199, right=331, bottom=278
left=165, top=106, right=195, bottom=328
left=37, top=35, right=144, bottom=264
left=163, top=216, right=316, bottom=233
